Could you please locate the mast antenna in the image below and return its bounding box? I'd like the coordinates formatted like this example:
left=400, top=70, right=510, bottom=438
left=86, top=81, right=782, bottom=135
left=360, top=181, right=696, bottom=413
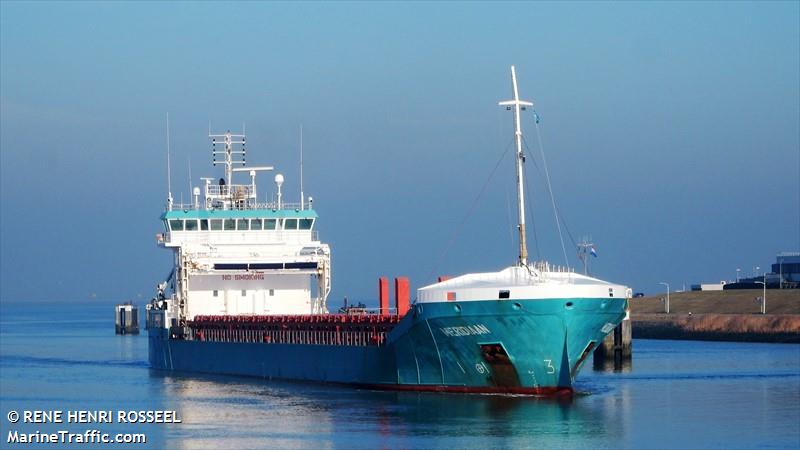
left=499, top=66, right=533, bottom=267
left=209, top=129, right=246, bottom=186
left=300, top=124, right=304, bottom=210
left=187, top=155, right=192, bottom=204
left=166, top=113, right=173, bottom=210
left=577, top=236, right=595, bottom=275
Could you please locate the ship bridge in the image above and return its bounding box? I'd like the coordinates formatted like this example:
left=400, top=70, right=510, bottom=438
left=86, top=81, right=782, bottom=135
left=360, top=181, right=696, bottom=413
left=158, top=207, right=319, bottom=246
left=153, top=128, right=332, bottom=323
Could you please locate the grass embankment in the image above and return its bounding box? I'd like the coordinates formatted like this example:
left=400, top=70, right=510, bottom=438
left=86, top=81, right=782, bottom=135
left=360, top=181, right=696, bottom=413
left=629, top=290, right=800, bottom=343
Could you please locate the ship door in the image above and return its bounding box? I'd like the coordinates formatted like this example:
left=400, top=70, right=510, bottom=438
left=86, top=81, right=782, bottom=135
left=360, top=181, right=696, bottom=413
left=479, top=343, right=521, bottom=388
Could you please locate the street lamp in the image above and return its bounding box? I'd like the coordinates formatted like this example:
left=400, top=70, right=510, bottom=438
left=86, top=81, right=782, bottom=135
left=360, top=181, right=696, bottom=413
left=659, top=282, right=670, bottom=314
left=754, top=279, right=766, bottom=314
left=736, top=268, right=740, bottom=283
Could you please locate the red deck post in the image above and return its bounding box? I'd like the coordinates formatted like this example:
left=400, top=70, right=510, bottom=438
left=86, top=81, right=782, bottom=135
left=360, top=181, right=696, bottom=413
left=395, top=277, right=410, bottom=317
left=379, top=277, right=389, bottom=317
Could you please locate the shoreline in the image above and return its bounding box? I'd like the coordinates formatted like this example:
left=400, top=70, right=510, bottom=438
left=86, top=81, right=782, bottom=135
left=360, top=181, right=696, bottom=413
left=631, top=313, right=800, bottom=343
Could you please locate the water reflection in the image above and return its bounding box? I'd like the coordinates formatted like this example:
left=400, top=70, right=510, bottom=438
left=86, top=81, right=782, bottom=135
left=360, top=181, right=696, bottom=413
left=113, top=333, right=139, bottom=364
left=593, top=358, right=633, bottom=373
left=149, top=371, right=628, bottom=449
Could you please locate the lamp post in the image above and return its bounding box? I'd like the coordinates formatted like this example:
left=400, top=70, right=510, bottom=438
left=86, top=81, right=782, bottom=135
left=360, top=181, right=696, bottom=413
left=736, top=268, right=740, bottom=283
left=754, top=279, right=766, bottom=314
left=659, top=282, right=670, bottom=314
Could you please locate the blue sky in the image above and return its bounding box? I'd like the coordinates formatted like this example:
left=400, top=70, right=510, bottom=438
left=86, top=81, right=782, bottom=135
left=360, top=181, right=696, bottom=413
left=1, top=2, right=798, bottom=303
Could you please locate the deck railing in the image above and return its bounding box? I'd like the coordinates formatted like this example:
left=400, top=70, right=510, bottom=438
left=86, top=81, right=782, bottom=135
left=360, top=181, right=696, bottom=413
left=205, top=184, right=254, bottom=198
left=168, top=201, right=306, bottom=212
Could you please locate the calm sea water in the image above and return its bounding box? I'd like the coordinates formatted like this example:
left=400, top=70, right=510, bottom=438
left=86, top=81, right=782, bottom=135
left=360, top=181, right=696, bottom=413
left=1, top=300, right=798, bottom=449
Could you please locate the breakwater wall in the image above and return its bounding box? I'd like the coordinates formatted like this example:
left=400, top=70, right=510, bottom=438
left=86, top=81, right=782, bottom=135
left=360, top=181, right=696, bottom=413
left=632, top=314, right=800, bottom=343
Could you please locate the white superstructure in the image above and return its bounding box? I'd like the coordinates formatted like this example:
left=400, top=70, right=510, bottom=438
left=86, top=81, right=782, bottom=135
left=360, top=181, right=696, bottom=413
left=154, top=130, right=331, bottom=325
left=418, top=265, right=630, bottom=303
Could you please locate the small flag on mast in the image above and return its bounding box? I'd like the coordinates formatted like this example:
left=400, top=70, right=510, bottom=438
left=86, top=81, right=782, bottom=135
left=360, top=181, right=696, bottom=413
left=590, top=246, right=598, bottom=257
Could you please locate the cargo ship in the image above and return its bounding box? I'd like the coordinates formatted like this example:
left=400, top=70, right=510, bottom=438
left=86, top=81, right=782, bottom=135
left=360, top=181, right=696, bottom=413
left=147, top=67, right=630, bottom=395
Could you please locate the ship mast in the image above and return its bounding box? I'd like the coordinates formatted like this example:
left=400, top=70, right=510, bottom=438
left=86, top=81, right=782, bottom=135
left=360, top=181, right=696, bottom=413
left=210, top=130, right=246, bottom=185
left=499, top=66, right=533, bottom=266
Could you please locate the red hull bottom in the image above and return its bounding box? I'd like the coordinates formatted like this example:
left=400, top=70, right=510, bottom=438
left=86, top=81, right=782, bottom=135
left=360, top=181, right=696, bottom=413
left=356, top=383, right=574, bottom=397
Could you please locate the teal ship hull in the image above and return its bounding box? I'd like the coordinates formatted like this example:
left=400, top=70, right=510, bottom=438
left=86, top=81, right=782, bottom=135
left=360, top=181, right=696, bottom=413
left=149, top=296, right=627, bottom=395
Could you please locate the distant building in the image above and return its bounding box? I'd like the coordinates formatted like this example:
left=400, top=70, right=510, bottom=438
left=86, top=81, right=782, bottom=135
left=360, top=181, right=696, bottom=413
left=772, top=252, right=800, bottom=284
left=691, top=282, right=726, bottom=291
left=725, top=252, right=799, bottom=289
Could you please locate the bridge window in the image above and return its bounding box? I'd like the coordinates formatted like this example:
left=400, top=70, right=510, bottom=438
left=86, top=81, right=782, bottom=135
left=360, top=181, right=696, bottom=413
left=200, top=219, right=209, bottom=231
left=223, top=219, right=236, bottom=230
left=284, top=218, right=298, bottom=230
left=264, top=219, right=277, bottom=230
left=213, top=290, right=218, bottom=297
left=241, top=290, right=247, bottom=297
left=185, top=219, right=198, bottom=231
left=236, top=219, right=249, bottom=230
left=169, top=219, right=184, bottom=231
left=251, top=218, right=263, bottom=230
left=210, top=219, right=223, bottom=231
left=299, top=218, right=314, bottom=230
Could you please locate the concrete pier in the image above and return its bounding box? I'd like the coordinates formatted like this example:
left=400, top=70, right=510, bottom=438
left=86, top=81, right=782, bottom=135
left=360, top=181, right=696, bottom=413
left=115, top=303, right=139, bottom=335
left=593, top=316, right=632, bottom=369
